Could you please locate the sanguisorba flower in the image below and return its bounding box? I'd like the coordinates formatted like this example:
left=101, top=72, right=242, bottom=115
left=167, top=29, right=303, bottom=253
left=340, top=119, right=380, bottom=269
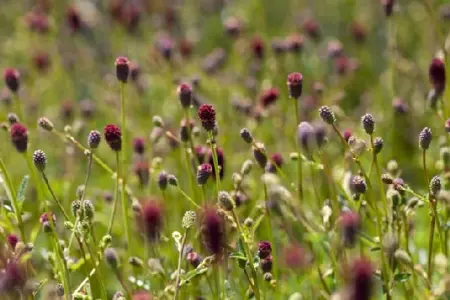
left=115, top=56, right=130, bottom=83
left=132, top=137, right=145, bottom=155
left=259, top=87, right=280, bottom=108
left=104, top=124, right=122, bottom=152
left=10, top=123, right=28, bottom=153
left=197, top=163, right=213, bottom=185
left=287, top=72, right=303, bottom=99
left=429, top=58, right=446, bottom=93
left=349, top=258, right=374, bottom=300
left=178, top=83, right=192, bottom=109
left=3, top=68, right=20, bottom=93
left=198, top=104, right=216, bottom=132
left=201, top=208, right=224, bottom=256
left=208, top=147, right=225, bottom=179
left=339, top=211, right=361, bottom=248
left=140, top=200, right=163, bottom=242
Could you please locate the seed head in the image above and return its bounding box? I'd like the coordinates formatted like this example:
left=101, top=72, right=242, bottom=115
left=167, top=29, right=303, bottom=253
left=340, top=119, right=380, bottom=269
left=297, top=122, right=315, bottom=152
left=201, top=208, right=224, bottom=256
left=351, top=175, right=367, bottom=194
left=10, top=123, right=28, bottom=153
left=83, top=200, right=95, bottom=221
left=373, top=137, right=384, bottom=154
left=187, top=251, right=203, bottom=268
left=360, top=114, right=375, bottom=134
left=319, top=106, right=335, bottom=125
left=419, top=127, right=432, bottom=150
left=261, top=256, right=273, bottom=272
left=40, top=212, right=55, bottom=232
left=7, top=113, right=18, bottom=124
left=218, top=191, right=235, bottom=211
left=198, top=104, right=216, bottom=131
left=178, top=83, right=192, bottom=108
left=3, top=68, right=20, bottom=93
left=240, top=128, right=254, bottom=144
left=430, top=175, right=441, bottom=197
left=182, top=211, right=196, bottom=229
left=104, top=247, right=120, bottom=269
left=168, top=174, right=178, bottom=186
left=104, top=124, right=122, bottom=151
left=253, top=142, right=268, bottom=169
left=339, top=211, right=360, bottom=248
left=133, top=137, right=145, bottom=154
left=258, top=241, right=272, bottom=259
left=72, top=200, right=81, bottom=217
left=350, top=258, right=373, bottom=300
left=33, top=150, right=47, bottom=172
left=38, top=117, right=54, bottom=131
left=381, top=173, right=394, bottom=184
left=115, top=56, right=130, bottom=83
left=140, top=201, right=163, bottom=242
left=197, top=163, right=212, bottom=185
left=287, top=72, right=303, bottom=99
left=157, top=171, right=168, bottom=191
left=260, top=88, right=280, bottom=108
left=429, top=58, right=446, bottom=93
left=7, top=234, right=18, bottom=250
left=87, top=130, right=101, bottom=149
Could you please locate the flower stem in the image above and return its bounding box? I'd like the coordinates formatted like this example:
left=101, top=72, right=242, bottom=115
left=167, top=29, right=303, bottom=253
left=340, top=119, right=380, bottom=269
left=208, top=132, right=221, bottom=194
left=293, top=100, right=303, bottom=202
left=107, top=153, right=121, bottom=235
left=174, top=229, right=189, bottom=299
left=120, top=82, right=131, bottom=249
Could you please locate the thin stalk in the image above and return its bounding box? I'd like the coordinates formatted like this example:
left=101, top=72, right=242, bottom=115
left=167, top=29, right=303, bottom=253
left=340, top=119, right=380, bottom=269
left=174, top=229, right=189, bottom=299
left=178, top=186, right=201, bottom=209
left=120, top=82, right=131, bottom=249
left=423, top=149, right=435, bottom=282
left=231, top=210, right=261, bottom=300
left=41, top=172, right=71, bottom=221
left=208, top=132, right=221, bottom=194
left=107, top=153, right=121, bottom=235
left=370, top=135, right=389, bottom=222
left=0, top=158, right=26, bottom=242
left=293, top=100, right=303, bottom=202
left=13, top=93, right=24, bottom=123
left=263, top=182, right=276, bottom=279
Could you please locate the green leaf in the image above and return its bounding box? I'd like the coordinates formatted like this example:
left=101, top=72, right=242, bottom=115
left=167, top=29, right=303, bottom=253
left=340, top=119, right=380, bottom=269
left=393, top=273, right=411, bottom=282
left=370, top=246, right=381, bottom=252
left=16, top=175, right=29, bottom=211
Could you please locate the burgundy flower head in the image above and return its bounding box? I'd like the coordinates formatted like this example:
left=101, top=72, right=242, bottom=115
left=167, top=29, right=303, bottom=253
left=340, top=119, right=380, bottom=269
left=195, top=145, right=208, bottom=163
left=429, top=58, right=446, bottom=93
left=130, top=62, right=141, bottom=81
left=283, top=243, right=308, bottom=269
left=134, top=161, right=149, bottom=186
left=251, top=36, right=265, bottom=59
left=286, top=33, right=304, bottom=53
left=179, top=39, right=193, bottom=58
left=132, top=290, right=153, bottom=300
left=260, top=88, right=280, bottom=108
left=178, top=83, right=192, bottom=108
left=115, top=56, right=130, bottom=83
left=122, top=3, right=141, bottom=32
left=4, top=68, right=20, bottom=93
left=287, top=72, right=303, bottom=99
left=258, top=241, right=272, bottom=259
left=271, top=153, right=284, bottom=168
left=339, top=211, right=361, bottom=248
left=2, top=261, right=26, bottom=293
left=343, top=129, right=353, bottom=143
left=39, top=212, right=55, bottom=224
left=140, top=200, right=163, bottom=242
left=10, top=123, right=28, bottom=153
left=104, top=124, right=122, bottom=151
left=25, top=12, right=50, bottom=33
left=66, top=6, right=82, bottom=32
left=7, top=234, right=19, bottom=250
left=350, top=258, right=373, bottom=300
left=133, top=137, right=145, bottom=154
left=201, top=208, right=224, bottom=256
left=445, top=119, right=450, bottom=133
left=303, top=19, right=321, bottom=40
left=351, top=22, right=367, bottom=42
left=197, top=163, right=213, bottom=185
left=198, top=104, right=216, bottom=131
left=208, top=147, right=225, bottom=179
left=381, top=0, right=395, bottom=17
left=33, top=52, right=51, bottom=72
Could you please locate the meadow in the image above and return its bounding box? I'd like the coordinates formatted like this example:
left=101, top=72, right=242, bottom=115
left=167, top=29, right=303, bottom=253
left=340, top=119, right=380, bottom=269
left=0, top=0, right=449, bottom=299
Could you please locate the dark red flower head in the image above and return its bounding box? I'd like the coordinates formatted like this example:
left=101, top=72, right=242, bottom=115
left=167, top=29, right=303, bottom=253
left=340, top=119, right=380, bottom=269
left=351, top=22, right=367, bottom=42
left=198, top=104, right=216, bottom=131
left=133, top=137, right=145, bottom=154
left=104, top=124, right=122, bottom=151
left=195, top=145, right=208, bottom=163
left=122, top=3, right=141, bottom=32
left=208, top=147, right=225, bottom=179
left=381, top=0, right=395, bottom=17
left=283, top=243, right=308, bottom=269
left=303, top=19, right=321, bottom=40
left=197, top=163, right=213, bottom=185
left=287, top=72, right=303, bottom=99
left=260, top=88, right=280, bottom=108
left=134, top=161, right=149, bottom=187
left=4, top=68, right=20, bottom=93
left=179, top=39, right=193, bottom=58
left=140, top=200, right=163, bottom=242
left=2, top=261, right=26, bottom=293
left=39, top=212, right=55, bottom=224
left=339, top=211, right=361, bottom=248
left=224, top=16, right=242, bottom=37
left=109, top=0, right=124, bottom=20
left=33, top=52, right=51, bottom=72
left=115, top=56, right=130, bottom=83
left=258, top=241, right=272, bottom=259
left=7, top=234, right=19, bottom=250
left=270, top=153, right=284, bottom=168
left=251, top=36, right=265, bottom=59
left=10, top=123, right=28, bottom=153
left=350, top=258, right=374, bottom=300
left=201, top=208, right=224, bottom=256
left=178, top=83, right=192, bottom=108
left=25, top=12, right=50, bottom=33
left=335, top=56, right=350, bottom=75
left=66, top=6, right=82, bottom=32
left=130, top=62, right=141, bottom=81
left=286, top=33, right=304, bottom=52
left=429, top=58, right=446, bottom=93
left=343, top=129, right=353, bottom=143
left=445, top=119, right=450, bottom=133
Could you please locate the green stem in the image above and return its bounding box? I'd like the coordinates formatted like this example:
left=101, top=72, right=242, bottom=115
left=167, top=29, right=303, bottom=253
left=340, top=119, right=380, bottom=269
left=208, top=132, right=221, bottom=194
left=41, top=172, right=71, bottom=221
left=293, top=100, right=303, bottom=202
left=174, top=229, right=189, bottom=299
left=0, top=158, right=26, bottom=242
left=107, top=153, right=121, bottom=235
left=13, top=93, right=24, bottom=124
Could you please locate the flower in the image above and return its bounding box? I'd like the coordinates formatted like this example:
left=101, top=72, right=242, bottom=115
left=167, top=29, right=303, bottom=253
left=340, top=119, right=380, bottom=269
left=140, top=201, right=163, bottom=242
left=201, top=208, right=224, bottom=256
left=10, top=123, right=28, bottom=153
left=133, top=137, right=145, bottom=154
left=3, top=68, right=20, bottom=93
left=178, top=83, right=192, bottom=108
left=32, top=150, right=47, bottom=172
left=104, top=124, right=122, bottom=151
left=198, top=104, right=216, bottom=131
left=88, top=130, right=102, bottom=149
left=349, top=258, right=373, bottom=300
left=115, top=56, right=130, bottom=83
left=339, top=211, right=360, bottom=248
left=429, top=58, right=446, bottom=93
left=260, top=88, right=280, bottom=108
left=208, top=147, right=225, bottom=179
left=287, top=72, right=303, bottom=99
left=419, top=127, right=432, bottom=150
left=258, top=241, right=272, bottom=259
left=197, top=163, right=213, bottom=185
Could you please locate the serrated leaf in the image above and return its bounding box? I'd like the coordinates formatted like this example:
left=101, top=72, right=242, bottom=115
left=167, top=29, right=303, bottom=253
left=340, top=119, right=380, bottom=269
left=17, top=175, right=29, bottom=202
left=393, top=272, right=411, bottom=282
